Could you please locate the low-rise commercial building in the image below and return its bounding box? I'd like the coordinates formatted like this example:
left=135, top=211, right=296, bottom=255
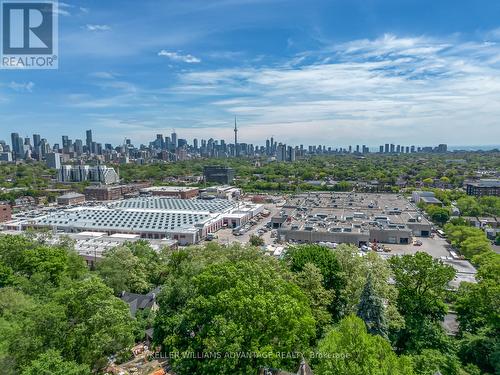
left=84, top=183, right=150, bottom=201
left=57, top=192, right=86, bottom=205
left=140, top=186, right=199, bottom=199
left=277, top=192, right=432, bottom=246
left=16, top=196, right=263, bottom=246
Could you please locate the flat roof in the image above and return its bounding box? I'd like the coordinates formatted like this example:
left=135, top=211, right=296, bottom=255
left=420, top=197, right=442, bottom=204
left=109, top=197, right=235, bottom=213
left=467, top=179, right=500, bottom=188
left=141, top=186, right=198, bottom=192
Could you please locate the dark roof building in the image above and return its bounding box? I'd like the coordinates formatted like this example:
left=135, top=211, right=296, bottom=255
left=466, top=179, right=500, bottom=197
left=203, top=165, right=235, bottom=184
left=120, top=287, right=160, bottom=317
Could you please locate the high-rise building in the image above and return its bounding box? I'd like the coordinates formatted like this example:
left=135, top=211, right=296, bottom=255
left=10, top=133, right=24, bottom=160
left=171, top=130, right=177, bottom=150
left=32, top=134, right=41, bottom=159
left=58, top=165, right=120, bottom=185
left=46, top=153, right=61, bottom=169
left=86, top=130, right=93, bottom=154
left=74, top=139, right=84, bottom=155
left=203, top=166, right=235, bottom=184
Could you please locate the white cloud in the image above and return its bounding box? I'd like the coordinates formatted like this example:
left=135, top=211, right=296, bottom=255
left=85, top=24, right=112, bottom=32
left=56, top=2, right=72, bottom=16
left=164, top=33, right=500, bottom=145
left=158, top=50, right=201, bottom=63
left=89, top=71, right=116, bottom=79
left=9, top=81, right=35, bottom=92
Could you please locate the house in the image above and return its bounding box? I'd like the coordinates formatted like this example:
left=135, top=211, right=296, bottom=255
left=258, top=360, right=314, bottom=375
left=120, top=287, right=160, bottom=317
left=419, top=196, right=443, bottom=206
left=412, top=191, right=436, bottom=204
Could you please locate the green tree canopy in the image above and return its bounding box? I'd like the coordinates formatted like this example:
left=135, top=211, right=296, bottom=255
left=315, top=315, right=413, bottom=375
left=389, top=252, right=455, bottom=353
left=154, top=245, right=316, bottom=374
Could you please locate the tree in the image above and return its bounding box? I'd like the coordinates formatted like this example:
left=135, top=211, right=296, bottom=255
left=389, top=252, right=455, bottom=352
left=426, top=206, right=450, bottom=226
left=455, top=252, right=500, bottom=373
left=97, top=246, right=151, bottom=294
left=456, top=197, right=482, bottom=217
left=444, top=224, right=491, bottom=259
left=21, top=350, right=89, bottom=375
left=285, top=244, right=345, bottom=320
left=249, top=234, right=265, bottom=247
left=315, top=315, right=413, bottom=375
left=293, top=263, right=334, bottom=337
left=154, top=247, right=316, bottom=374
left=334, top=245, right=403, bottom=330
left=55, top=276, right=135, bottom=370
left=411, top=349, right=474, bottom=375
left=357, top=275, right=388, bottom=339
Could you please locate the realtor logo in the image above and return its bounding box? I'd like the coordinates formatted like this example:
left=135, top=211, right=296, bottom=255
left=1, top=0, right=58, bottom=69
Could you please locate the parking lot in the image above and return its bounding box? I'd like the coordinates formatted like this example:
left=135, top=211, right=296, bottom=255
left=383, top=236, right=451, bottom=258
left=215, top=203, right=280, bottom=245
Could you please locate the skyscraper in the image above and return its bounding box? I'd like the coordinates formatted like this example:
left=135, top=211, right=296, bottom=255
left=10, top=133, right=24, bottom=159
left=171, top=130, right=177, bottom=151
left=86, top=130, right=93, bottom=154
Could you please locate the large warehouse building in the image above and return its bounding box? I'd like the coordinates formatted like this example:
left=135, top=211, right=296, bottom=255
left=19, top=197, right=263, bottom=245
left=275, top=192, right=432, bottom=246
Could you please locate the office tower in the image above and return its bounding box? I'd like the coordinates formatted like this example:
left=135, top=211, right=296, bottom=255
left=32, top=134, right=41, bottom=159
left=46, top=153, right=61, bottom=169
left=396, top=145, right=401, bottom=153
left=437, top=144, right=448, bottom=153
left=62, top=135, right=69, bottom=148
left=11, top=133, right=24, bottom=159
left=86, top=130, right=93, bottom=153
left=384, top=143, right=389, bottom=153
left=193, top=138, right=198, bottom=150
left=277, top=144, right=287, bottom=161
left=178, top=139, right=187, bottom=148
left=410, top=146, right=415, bottom=153
left=154, top=134, right=163, bottom=149
left=287, top=146, right=296, bottom=162
left=171, top=130, right=177, bottom=150
left=74, top=139, right=84, bottom=155
left=406, top=146, right=410, bottom=154
left=379, top=145, right=384, bottom=153
left=356, top=145, right=360, bottom=153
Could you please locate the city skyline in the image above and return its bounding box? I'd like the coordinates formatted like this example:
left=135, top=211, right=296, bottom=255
left=2, top=127, right=487, bottom=159
left=1, top=1, right=500, bottom=145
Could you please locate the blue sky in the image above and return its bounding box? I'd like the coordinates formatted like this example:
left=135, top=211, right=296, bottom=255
left=1, top=0, right=500, bottom=147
